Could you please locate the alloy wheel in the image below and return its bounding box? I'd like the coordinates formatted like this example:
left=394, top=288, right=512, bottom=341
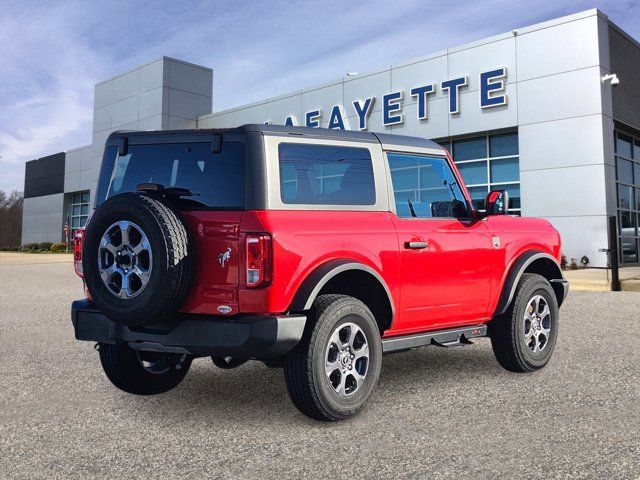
left=98, top=220, right=153, bottom=298
left=523, top=294, right=552, bottom=353
left=325, top=322, right=370, bottom=396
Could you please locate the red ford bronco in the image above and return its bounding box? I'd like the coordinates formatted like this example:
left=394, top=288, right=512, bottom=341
left=71, top=125, right=568, bottom=421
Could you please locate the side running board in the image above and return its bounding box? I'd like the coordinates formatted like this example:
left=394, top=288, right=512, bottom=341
left=381, top=325, right=487, bottom=353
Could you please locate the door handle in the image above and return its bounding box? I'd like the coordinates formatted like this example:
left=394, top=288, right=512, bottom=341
left=404, top=241, right=429, bottom=250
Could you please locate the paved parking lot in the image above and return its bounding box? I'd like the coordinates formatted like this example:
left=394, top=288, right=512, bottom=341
left=1, top=261, right=639, bottom=479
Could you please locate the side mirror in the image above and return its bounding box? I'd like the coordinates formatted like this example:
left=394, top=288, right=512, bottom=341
left=485, top=190, right=509, bottom=215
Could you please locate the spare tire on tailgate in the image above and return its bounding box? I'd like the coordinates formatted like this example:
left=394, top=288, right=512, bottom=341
left=82, top=192, right=194, bottom=326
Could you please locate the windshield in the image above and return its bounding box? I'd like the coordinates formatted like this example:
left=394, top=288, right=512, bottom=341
left=96, top=141, right=245, bottom=209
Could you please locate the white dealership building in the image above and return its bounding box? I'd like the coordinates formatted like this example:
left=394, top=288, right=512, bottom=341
left=21, top=9, right=640, bottom=267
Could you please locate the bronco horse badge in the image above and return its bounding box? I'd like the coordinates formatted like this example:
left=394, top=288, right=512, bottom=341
left=218, top=247, right=232, bottom=267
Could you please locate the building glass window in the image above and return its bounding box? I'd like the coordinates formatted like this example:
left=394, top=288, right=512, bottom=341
left=451, top=137, right=486, bottom=161
left=615, top=130, right=640, bottom=264
left=439, top=131, right=520, bottom=214
left=616, top=134, right=633, bottom=159
left=69, top=191, right=90, bottom=234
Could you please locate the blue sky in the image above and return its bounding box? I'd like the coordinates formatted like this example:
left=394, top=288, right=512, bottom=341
left=1, top=0, right=639, bottom=193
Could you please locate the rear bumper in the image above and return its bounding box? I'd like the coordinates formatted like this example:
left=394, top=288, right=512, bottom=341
left=71, top=300, right=306, bottom=358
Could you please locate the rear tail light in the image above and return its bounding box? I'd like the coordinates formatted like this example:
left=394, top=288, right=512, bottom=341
left=73, top=229, right=85, bottom=278
left=245, top=234, right=271, bottom=288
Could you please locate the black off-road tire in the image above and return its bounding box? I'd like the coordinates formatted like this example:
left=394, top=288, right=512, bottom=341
left=284, top=295, right=382, bottom=421
left=489, top=273, right=559, bottom=373
left=98, top=343, right=192, bottom=395
left=83, top=193, right=194, bottom=326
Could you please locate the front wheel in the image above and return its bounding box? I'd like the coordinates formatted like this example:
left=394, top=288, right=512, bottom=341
left=98, top=343, right=192, bottom=395
left=284, top=295, right=382, bottom=421
left=489, top=273, right=559, bottom=373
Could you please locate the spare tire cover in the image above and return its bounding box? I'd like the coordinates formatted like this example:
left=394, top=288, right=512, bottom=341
left=83, top=192, right=194, bottom=326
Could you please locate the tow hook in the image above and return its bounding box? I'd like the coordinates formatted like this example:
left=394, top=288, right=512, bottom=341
left=175, top=354, right=188, bottom=370
left=94, top=343, right=101, bottom=351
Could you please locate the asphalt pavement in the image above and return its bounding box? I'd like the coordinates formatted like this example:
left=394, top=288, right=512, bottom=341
left=1, top=261, right=639, bottom=479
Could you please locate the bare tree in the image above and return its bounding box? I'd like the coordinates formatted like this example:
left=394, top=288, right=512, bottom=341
left=0, top=190, right=24, bottom=246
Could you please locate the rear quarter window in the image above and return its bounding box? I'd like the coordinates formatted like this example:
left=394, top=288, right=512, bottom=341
left=278, top=143, right=375, bottom=205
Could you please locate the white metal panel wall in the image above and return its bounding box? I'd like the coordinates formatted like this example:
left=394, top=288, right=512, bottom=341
left=517, top=14, right=611, bottom=266
left=63, top=145, right=94, bottom=197
left=21, top=194, right=64, bottom=244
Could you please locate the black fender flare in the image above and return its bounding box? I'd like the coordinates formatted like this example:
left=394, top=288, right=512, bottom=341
left=288, top=259, right=395, bottom=318
left=494, top=251, right=567, bottom=316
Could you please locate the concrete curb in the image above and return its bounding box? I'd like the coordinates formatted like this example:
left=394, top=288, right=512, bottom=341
left=0, top=252, right=73, bottom=266
left=563, top=268, right=640, bottom=292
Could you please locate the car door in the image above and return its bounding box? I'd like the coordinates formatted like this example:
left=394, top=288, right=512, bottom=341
left=386, top=151, right=494, bottom=334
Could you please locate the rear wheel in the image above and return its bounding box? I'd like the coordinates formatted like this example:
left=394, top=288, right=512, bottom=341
left=489, top=273, right=559, bottom=372
left=98, top=343, right=192, bottom=395
left=284, top=295, right=382, bottom=421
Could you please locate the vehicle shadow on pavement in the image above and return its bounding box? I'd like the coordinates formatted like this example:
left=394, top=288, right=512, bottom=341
left=120, top=343, right=502, bottom=421
left=379, top=342, right=502, bottom=385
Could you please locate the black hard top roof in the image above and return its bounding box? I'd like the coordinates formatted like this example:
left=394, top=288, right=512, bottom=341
left=108, top=124, right=444, bottom=151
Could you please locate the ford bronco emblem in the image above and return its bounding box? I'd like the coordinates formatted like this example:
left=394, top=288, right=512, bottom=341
left=218, top=247, right=231, bottom=267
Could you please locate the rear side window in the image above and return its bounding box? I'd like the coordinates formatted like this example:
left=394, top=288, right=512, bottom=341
left=278, top=143, right=375, bottom=205
left=96, top=142, right=245, bottom=209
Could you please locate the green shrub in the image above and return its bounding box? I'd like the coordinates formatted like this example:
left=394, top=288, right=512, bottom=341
left=7, top=243, right=66, bottom=253
left=51, top=242, right=67, bottom=253
left=38, top=242, right=53, bottom=251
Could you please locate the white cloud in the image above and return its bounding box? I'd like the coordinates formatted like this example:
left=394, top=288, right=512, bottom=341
left=0, top=91, right=92, bottom=160
left=0, top=1, right=104, bottom=192
left=0, top=0, right=638, bottom=193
